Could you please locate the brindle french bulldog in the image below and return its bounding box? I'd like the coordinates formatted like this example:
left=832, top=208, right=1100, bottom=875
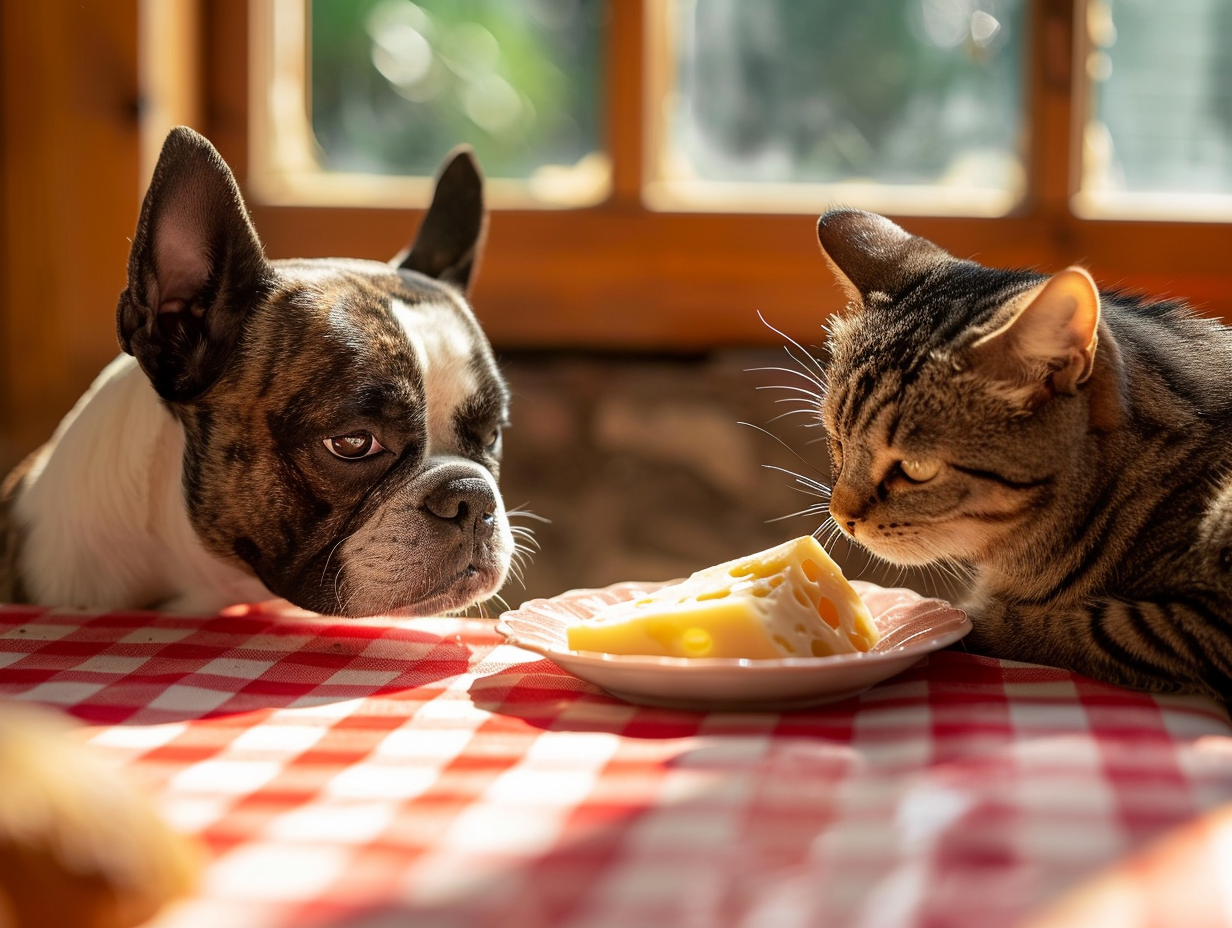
left=0, top=127, right=513, bottom=616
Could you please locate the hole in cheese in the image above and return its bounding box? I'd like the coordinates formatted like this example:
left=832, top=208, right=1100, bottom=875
left=681, top=628, right=712, bottom=655
left=817, top=597, right=840, bottom=629
left=800, top=558, right=821, bottom=581
left=696, top=588, right=730, bottom=601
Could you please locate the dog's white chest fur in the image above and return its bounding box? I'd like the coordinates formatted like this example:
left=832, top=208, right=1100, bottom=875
left=15, top=355, right=270, bottom=612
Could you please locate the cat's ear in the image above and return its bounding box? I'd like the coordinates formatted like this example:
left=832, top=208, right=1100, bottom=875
left=970, top=266, right=1101, bottom=397
left=816, top=208, right=948, bottom=304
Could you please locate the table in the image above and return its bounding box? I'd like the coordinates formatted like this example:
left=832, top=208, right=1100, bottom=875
left=2, top=601, right=1231, bottom=928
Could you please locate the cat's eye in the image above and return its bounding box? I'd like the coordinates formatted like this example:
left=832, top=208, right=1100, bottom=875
left=900, top=458, right=941, bottom=483
left=324, top=431, right=385, bottom=460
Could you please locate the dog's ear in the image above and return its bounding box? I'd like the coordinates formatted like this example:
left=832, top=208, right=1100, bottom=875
left=116, top=126, right=271, bottom=402
left=393, top=147, right=486, bottom=295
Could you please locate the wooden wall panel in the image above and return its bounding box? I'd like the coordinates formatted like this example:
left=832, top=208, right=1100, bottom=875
left=0, top=0, right=141, bottom=475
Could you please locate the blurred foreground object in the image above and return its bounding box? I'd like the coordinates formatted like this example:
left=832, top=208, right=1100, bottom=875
left=0, top=703, right=198, bottom=928
left=1025, top=799, right=1232, bottom=928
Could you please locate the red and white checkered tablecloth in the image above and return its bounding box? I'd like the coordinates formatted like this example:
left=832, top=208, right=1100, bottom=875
left=2, top=601, right=1232, bottom=928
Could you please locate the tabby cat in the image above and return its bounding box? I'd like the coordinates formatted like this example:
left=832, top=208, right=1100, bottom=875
left=814, top=208, right=1232, bottom=703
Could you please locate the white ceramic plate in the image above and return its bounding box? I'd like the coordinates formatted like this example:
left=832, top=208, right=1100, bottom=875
left=497, top=580, right=971, bottom=711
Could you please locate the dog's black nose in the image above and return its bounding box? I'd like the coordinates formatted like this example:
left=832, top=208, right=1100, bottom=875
left=423, top=472, right=496, bottom=535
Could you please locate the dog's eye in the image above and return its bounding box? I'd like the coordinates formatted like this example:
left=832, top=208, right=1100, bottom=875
left=324, top=431, right=385, bottom=460
left=481, top=426, right=502, bottom=451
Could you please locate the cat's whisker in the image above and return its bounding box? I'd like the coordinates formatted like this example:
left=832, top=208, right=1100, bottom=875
left=769, top=399, right=822, bottom=414
left=746, top=364, right=827, bottom=395
left=769, top=400, right=821, bottom=414
left=756, top=383, right=825, bottom=401
left=785, top=487, right=829, bottom=505
left=767, top=407, right=827, bottom=427
left=769, top=399, right=822, bottom=415
left=760, top=463, right=831, bottom=495
left=896, top=540, right=972, bottom=595
left=812, top=517, right=846, bottom=553
left=766, top=398, right=823, bottom=417
left=740, top=422, right=832, bottom=484
left=747, top=363, right=827, bottom=392
left=767, top=400, right=822, bottom=415
left=766, top=501, right=830, bottom=524
left=754, top=311, right=830, bottom=385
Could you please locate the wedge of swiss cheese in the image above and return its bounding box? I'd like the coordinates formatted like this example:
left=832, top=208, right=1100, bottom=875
left=567, top=535, right=879, bottom=659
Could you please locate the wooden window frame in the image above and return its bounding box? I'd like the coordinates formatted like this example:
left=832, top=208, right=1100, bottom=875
left=200, top=0, right=1232, bottom=353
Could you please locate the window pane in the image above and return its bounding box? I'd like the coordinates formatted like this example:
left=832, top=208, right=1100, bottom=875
left=310, top=0, right=605, bottom=182
left=655, top=0, right=1027, bottom=214
left=1082, top=0, right=1232, bottom=214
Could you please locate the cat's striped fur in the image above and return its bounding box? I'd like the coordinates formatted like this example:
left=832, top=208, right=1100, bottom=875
left=815, top=208, right=1232, bottom=703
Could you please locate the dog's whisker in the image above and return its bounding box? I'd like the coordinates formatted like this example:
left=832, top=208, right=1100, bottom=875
left=506, top=507, right=550, bottom=524
left=320, top=530, right=363, bottom=589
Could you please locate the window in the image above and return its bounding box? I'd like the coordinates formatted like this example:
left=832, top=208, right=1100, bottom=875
left=649, top=0, right=1028, bottom=216
left=207, top=0, right=1232, bottom=352
left=1077, top=0, right=1232, bottom=218
left=253, top=0, right=609, bottom=207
